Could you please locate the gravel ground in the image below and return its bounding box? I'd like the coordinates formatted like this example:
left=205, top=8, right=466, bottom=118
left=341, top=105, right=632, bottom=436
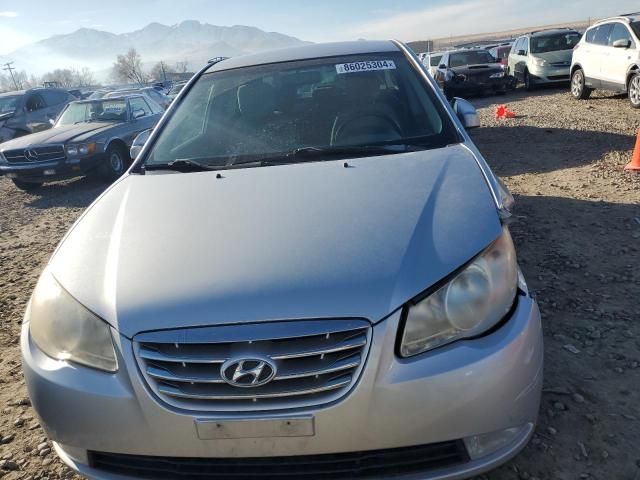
left=0, top=86, right=639, bottom=480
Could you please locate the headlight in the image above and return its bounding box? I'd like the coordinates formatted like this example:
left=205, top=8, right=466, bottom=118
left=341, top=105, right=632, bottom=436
left=399, top=227, right=518, bottom=357
left=66, top=143, right=96, bottom=157
left=27, top=270, right=118, bottom=372
left=489, top=71, right=505, bottom=78
left=532, top=57, right=547, bottom=67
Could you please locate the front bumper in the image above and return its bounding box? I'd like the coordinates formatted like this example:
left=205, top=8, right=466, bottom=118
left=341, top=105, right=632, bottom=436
left=22, top=293, right=543, bottom=480
left=445, top=77, right=508, bottom=96
left=0, top=154, right=105, bottom=182
left=528, top=65, right=570, bottom=84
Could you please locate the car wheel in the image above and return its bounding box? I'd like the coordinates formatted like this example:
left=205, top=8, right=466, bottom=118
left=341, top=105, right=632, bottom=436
left=628, top=73, right=640, bottom=109
left=571, top=69, right=591, bottom=100
left=101, top=144, right=128, bottom=181
left=524, top=71, right=535, bottom=91
left=12, top=179, right=42, bottom=191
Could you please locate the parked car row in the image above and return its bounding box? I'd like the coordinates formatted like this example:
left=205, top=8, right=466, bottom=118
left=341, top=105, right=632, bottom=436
left=420, top=13, right=640, bottom=108
left=0, top=93, right=163, bottom=190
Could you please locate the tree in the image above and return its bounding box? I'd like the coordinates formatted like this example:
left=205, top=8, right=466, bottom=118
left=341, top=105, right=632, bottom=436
left=112, top=48, right=148, bottom=85
left=73, top=67, right=95, bottom=87
left=150, top=61, right=175, bottom=82
left=175, top=60, right=189, bottom=74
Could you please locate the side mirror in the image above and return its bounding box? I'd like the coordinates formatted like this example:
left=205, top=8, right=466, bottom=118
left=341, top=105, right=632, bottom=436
left=613, top=39, right=631, bottom=49
left=133, top=109, right=146, bottom=119
left=517, top=49, right=526, bottom=56
left=130, top=129, right=152, bottom=160
left=438, top=64, right=447, bottom=69
left=451, top=97, right=480, bottom=130
left=48, top=118, right=55, bottom=126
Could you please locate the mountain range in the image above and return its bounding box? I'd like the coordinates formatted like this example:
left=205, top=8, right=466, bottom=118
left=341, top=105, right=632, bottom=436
left=0, top=21, right=309, bottom=80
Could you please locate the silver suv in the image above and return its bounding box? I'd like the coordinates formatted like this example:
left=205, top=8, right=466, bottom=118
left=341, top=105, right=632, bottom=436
left=571, top=14, right=640, bottom=107
left=508, top=28, right=581, bottom=90
left=22, top=41, right=543, bottom=480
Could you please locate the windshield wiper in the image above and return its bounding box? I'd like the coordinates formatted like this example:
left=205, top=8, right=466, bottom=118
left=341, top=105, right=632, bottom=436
left=230, top=142, right=430, bottom=167
left=144, top=159, right=221, bottom=172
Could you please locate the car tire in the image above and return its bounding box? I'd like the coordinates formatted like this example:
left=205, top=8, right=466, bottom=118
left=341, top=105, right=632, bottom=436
left=100, top=144, right=129, bottom=181
left=628, top=72, right=640, bottom=109
left=524, top=71, right=536, bottom=91
left=571, top=69, right=591, bottom=100
left=12, top=179, right=42, bottom=191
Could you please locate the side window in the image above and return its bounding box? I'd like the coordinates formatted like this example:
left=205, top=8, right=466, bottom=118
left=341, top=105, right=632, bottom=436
left=521, top=38, right=529, bottom=54
left=585, top=27, right=598, bottom=44
left=608, top=23, right=634, bottom=47
left=25, top=94, right=46, bottom=112
left=594, top=23, right=613, bottom=46
left=41, top=90, right=70, bottom=106
left=146, top=98, right=163, bottom=115
left=129, top=97, right=152, bottom=118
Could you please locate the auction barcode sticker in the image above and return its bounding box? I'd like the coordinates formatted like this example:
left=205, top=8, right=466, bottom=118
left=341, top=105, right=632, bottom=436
left=336, top=60, right=396, bottom=74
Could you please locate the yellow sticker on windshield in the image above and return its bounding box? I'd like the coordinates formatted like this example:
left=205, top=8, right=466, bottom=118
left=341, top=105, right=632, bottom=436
left=336, top=60, right=396, bottom=74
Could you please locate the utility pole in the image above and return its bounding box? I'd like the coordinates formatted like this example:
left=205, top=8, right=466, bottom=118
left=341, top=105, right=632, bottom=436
left=2, top=62, right=19, bottom=90
left=160, top=61, right=167, bottom=83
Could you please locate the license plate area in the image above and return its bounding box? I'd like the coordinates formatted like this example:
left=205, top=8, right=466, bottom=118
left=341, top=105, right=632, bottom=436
left=196, top=416, right=315, bottom=439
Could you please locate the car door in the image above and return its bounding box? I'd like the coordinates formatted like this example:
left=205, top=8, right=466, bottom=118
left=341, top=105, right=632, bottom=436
left=510, top=38, right=528, bottom=81
left=434, top=53, right=448, bottom=87
left=590, top=23, right=614, bottom=87
left=23, top=93, right=50, bottom=133
left=604, top=22, right=636, bottom=88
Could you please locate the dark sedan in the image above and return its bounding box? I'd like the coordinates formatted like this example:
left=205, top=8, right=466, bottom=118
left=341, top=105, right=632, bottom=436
left=0, top=95, right=162, bottom=190
left=434, top=50, right=510, bottom=98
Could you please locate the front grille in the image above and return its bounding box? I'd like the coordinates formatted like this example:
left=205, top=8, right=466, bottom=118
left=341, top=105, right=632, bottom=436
left=2, top=145, right=65, bottom=164
left=134, top=320, right=371, bottom=412
left=550, top=61, right=570, bottom=67
left=89, top=441, right=469, bottom=479
left=547, top=74, right=570, bottom=80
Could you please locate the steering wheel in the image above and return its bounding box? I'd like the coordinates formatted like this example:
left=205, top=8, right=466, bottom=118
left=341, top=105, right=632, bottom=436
left=331, top=110, right=403, bottom=146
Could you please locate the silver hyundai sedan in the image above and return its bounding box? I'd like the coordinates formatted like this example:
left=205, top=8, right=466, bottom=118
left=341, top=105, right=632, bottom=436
left=22, top=41, right=543, bottom=480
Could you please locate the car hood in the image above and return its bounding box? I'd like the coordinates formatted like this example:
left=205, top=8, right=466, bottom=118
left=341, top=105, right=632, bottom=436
left=451, top=64, right=504, bottom=75
left=0, top=122, right=117, bottom=149
left=532, top=49, right=573, bottom=63
left=50, top=145, right=502, bottom=337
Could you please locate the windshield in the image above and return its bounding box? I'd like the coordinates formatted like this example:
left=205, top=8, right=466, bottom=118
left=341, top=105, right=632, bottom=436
left=144, top=53, right=458, bottom=168
left=530, top=33, right=581, bottom=53
left=449, top=51, right=495, bottom=67
left=0, top=96, right=20, bottom=114
left=56, top=99, right=128, bottom=126
left=429, top=55, right=442, bottom=66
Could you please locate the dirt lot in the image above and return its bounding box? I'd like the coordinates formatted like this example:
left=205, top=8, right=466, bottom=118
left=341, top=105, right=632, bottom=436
left=0, top=86, right=639, bottom=480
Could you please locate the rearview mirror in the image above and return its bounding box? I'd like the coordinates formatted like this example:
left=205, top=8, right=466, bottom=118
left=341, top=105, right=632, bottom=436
left=613, top=39, right=631, bottom=49
left=451, top=97, right=480, bottom=130
left=130, top=129, right=152, bottom=160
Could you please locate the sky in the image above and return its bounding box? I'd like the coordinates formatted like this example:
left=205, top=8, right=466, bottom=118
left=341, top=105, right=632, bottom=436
left=0, top=0, right=638, bottom=54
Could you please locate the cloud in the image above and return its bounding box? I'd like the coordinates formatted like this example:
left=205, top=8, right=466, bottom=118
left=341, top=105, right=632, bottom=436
left=0, top=11, right=18, bottom=18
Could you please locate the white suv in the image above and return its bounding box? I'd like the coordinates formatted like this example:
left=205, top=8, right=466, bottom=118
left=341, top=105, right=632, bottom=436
left=571, top=14, right=640, bottom=107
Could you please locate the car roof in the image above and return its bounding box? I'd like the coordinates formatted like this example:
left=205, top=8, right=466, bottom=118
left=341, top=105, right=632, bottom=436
left=0, top=90, right=26, bottom=97
left=593, top=14, right=640, bottom=27
left=72, top=95, right=140, bottom=103
left=444, top=48, right=491, bottom=54
left=526, top=28, right=580, bottom=37
left=208, top=40, right=400, bottom=72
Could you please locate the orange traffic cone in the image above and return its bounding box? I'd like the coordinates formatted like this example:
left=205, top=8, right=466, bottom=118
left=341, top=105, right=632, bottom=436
left=624, top=129, right=640, bottom=171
